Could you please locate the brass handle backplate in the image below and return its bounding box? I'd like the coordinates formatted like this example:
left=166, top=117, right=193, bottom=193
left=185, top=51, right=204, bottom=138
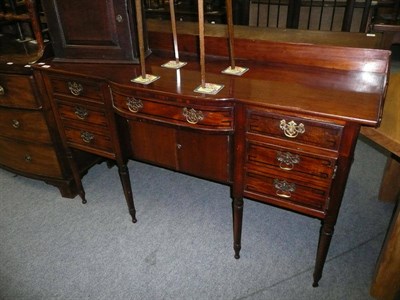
left=68, top=81, right=83, bottom=96
left=24, top=154, right=32, bottom=163
left=74, top=106, right=88, bottom=120
left=11, top=119, right=20, bottom=129
left=80, top=131, right=94, bottom=144
left=273, top=179, right=296, bottom=198
left=183, top=107, right=204, bottom=124
left=279, top=120, right=305, bottom=138
left=126, top=97, right=143, bottom=113
left=276, top=151, right=300, bottom=170
left=0, top=85, right=4, bottom=96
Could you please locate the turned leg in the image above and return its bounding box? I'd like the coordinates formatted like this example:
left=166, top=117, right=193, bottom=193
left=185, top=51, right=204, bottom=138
left=117, top=163, right=137, bottom=223
left=313, top=219, right=335, bottom=287
left=233, top=196, right=244, bottom=259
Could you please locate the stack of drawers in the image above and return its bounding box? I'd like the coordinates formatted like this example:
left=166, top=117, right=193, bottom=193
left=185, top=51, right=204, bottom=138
left=243, top=107, right=344, bottom=218
left=0, top=69, right=98, bottom=197
left=46, top=75, right=116, bottom=159
left=0, top=72, right=64, bottom=178
left=39, top=70, right=136, bottom=222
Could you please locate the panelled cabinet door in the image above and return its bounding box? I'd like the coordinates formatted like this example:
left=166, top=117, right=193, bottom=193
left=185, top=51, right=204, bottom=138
left=128, top=120, right=178, bottom=169
left=42, top=0, right=150, bottom=62
left=178, top=130, right=231, bottom=183
left=128, top=119, right=231, bottom=183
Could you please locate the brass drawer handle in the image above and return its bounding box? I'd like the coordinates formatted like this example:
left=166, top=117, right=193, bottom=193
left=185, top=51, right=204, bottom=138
left=24, top=154, right=32, bottom=163
left=74, top=106, right=88, bottom=120
left=80, top=131, right=94, bottom=144
left=68, top=81, right=83, bottom=96
left=276, top=151, right=300, bottom=170
left=273, top=179, right=296, bottom=198
left=183, top=107, right=204, bottom=124
left=11, top=119, right=20, bottom=129
left=0, top=85, right=4, bottom=96
left=126, top=97, right=143, bottom=113
left=279, top=120, right=305, bottom=138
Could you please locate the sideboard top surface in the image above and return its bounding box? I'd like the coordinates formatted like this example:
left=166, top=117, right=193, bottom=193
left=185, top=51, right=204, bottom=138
left=35, top=51, right=387, bottom=127
left=33, top=20, right=391, bottom=127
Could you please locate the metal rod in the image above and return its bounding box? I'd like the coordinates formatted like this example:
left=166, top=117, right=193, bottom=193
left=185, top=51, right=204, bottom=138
left=197, top=0, right=205, bottom=88
left=169, top=0, right=180, bottom=63
left=226, top=0, right=235, bottom=69
left=135, top=0, right=146, bottom=79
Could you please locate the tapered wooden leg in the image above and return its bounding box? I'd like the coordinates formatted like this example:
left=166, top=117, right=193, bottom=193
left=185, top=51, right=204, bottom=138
left=233, top=196, right=244, bottom=259
left=117, top=163, right=137, bottom=223
left=66, top=148, right=86, bottom=204
left=313, top=220, right=335, bottom=287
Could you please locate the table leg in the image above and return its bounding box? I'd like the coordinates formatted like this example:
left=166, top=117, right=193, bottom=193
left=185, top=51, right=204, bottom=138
left=117, top=163, right=137, bottom=223
left=233, top=196, right=244, bottom=259
left=313, top=219, right=335, bottom=287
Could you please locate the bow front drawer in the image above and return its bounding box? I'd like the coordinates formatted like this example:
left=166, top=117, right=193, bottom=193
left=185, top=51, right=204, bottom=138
left=0, top=107, right=52, bottom=143
left=112, top=91, right=233, bottom=130
left=0, top=137, right=62, bottom=178
left=0, top=74, right=40, bottom=109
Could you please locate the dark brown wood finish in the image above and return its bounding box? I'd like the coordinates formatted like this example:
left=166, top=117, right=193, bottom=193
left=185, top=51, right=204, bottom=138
left=41, top=0, right=150, bottom=63
left=36, top=69, right=137, bottom=222
left=0, top=66, right=100, bottom=197
left=33, top=21, right=390, bottom=287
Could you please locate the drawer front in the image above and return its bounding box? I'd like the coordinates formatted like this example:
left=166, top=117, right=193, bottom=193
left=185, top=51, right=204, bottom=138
left=246, top=140, right=337, bottom=181
left=247, top=110, right=343, bottom=150
left=63, top=125, right=114, bottom=155
left=49, top=76, right=103, bottom=103
left=56, top=100, right=108, bottom=127
left=0, top=137, right=62, bottom=178
left=0, top=74, right=40, bottom=109
left=0, top=108, right=51, bottom=143
left=112, top=92, right=233, bottom=130
left=244, top=169, right=330, bottom=213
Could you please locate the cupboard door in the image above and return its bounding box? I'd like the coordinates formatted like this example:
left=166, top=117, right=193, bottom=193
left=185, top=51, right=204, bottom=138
left=41, top=0, right=148, bottom=62
left=128, top=120, right=178, bottom=169
left=178, top=130, right=231, bottom=183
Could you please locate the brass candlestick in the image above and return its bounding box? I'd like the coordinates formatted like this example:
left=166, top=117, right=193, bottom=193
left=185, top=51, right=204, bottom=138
left=194, top=0, right=224, bottom=95
left=161, top=0, right=187, bottom=69
left=221, top=0, right=248, bottom=76
left=131, top=0, right=160, bottom=85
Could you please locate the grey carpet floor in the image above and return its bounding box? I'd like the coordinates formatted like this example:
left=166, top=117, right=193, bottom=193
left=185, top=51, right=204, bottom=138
left=0, top=137, right=395, bottom=300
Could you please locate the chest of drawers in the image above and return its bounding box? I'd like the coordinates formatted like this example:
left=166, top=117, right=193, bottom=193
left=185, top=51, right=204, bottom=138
left=0, top=69, right=98, bottom=197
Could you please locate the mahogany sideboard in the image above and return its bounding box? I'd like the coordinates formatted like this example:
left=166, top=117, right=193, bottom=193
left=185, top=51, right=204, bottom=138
left=32, top=21, right=390, bottom=287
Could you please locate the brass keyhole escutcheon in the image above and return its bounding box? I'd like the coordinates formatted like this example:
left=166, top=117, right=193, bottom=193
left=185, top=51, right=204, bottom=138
left=24, top=154, right=32, bottom=163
